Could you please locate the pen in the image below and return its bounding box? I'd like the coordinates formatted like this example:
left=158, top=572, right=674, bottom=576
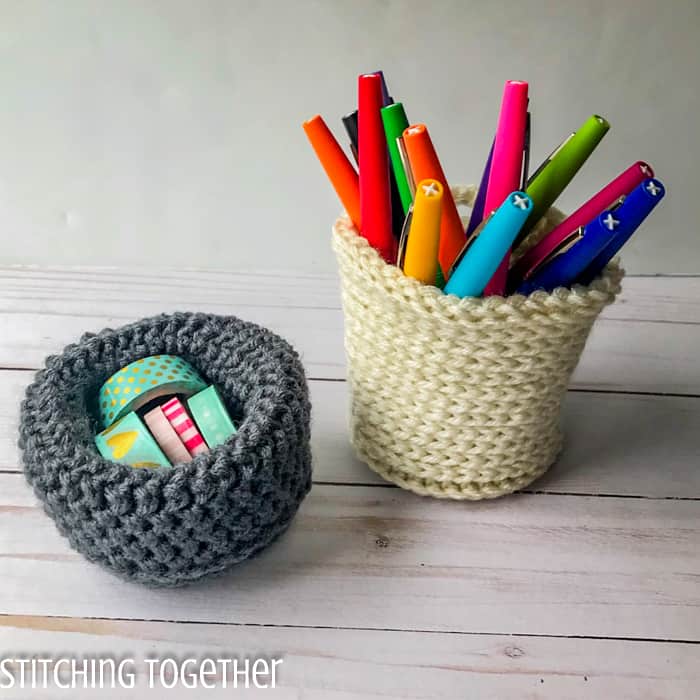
left=482, top=81, right=529, bottom=295
left=402, top=123, right=466, bottom=281
left=342, top=110, right=359, bottom=163
left=517, top=114, right=610, bottom=245
left=358, top=73, right=396, bottom=263
left=577, top=178, right=665, bottom=285
left=510, top=161, right=654, bottom=289
left=465, top=139, right=494, bottom=237
left=347, top=108, right=406, bottom=239
left=381, top=103, right=412, bottom=214
left=303, top=114, right=361, bottom=230
left=445, top=191, right=533, bottom=298
left=402, top=179, right=443, bottom=284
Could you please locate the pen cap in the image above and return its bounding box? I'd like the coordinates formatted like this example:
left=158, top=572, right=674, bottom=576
left=381, top=103, right=412, bottom=213
left=358, top=73, right=396, bottom=263
left=524, top=114, right=610, bottom=234
left=303, top=115, right=361, bottom=230
left=445, top=192, right=532, bottom=298
left=517, top=214, right=616, bottom=295
left=511, top=160, right=655, bottom=286
left=484, top=80, right=529, bottom=214
left=402, top=123, right=466, bottom=276
left=579, top=178, right=665, bottom=284
left=403, top=179, right=443, bottom=285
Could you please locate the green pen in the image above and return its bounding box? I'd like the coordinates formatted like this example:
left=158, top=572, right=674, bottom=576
left=381, top=103, right=413, bottom=214
left=516, top=114, right=610, bottom=246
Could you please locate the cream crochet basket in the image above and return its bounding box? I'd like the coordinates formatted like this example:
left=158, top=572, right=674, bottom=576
left=332, top=185, right=624, bottom=500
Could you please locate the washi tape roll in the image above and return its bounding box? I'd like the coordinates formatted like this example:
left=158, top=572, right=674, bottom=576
left=161, top=397, right=210, bottom=457
left=95, top=411, right=171, bottom=469
left=143, top=405, right=192, bottom=465
left=98, top=355, right=207, bottom=428
left=187, top=385, right=237, bottom=449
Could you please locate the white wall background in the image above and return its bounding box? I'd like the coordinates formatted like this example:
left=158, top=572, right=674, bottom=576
left=0, top=0, right=697, bottom=273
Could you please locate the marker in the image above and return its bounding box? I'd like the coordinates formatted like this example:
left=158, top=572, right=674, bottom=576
left=345, top=106, right=405, bottom=241
left=518, top=114, right=610, bottom=245
left=465, top=139, right=494, bottom=237
left=341, top=110, right=359, bottom=163
left=402, top=123, right=466, bottom=279
left=578, top=178, right=665, bottom=285
left=358, top=73, right=396, bottom=262
left=482, top=80, right=529, bottom=296
left=402, top=179, right=443, bottom=284
left=303, top=114, right=361, bottom=230
left=445, top=191, right=533, bottom=298
left=510, top=161, right=654, bottom=289
left=381, top=103, right=413, bottom=214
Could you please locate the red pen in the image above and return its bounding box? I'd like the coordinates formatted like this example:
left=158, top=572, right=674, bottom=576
left=358, top=73, right=396, bottom=263
left=483, top=80, right=529, bottom=296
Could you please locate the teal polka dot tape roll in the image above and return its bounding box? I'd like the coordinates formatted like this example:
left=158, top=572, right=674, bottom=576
left=187, top=385, right=237, bottom=448
left=99, top=355, right=207, bottom=428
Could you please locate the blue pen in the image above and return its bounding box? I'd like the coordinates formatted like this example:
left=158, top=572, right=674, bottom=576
left=465, top=139, right=495, bottom=237
left=577, top=178, right=665, bottom=285
left=516, top=213, right=617, bottom=295
left=445, top=191, right=533, bottom=298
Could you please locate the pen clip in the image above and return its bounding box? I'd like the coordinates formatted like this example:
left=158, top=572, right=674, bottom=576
left=526, top=131, right=575, bottom=188
left=524, top=225, right=585, bottom=280
left=521, top=111, right=531, bottom=190
left=608, top=194, right=626, bottom=212
left=396, top=136, right=416, bottom=197
left=448, top=210, right=495, bottom=279
left=396, top=204, right=414, bottom=269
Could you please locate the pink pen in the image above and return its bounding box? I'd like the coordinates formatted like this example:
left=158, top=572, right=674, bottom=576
left=509, top=161, right=654, bottom=289
left=483, top=80, right=529, bottom=296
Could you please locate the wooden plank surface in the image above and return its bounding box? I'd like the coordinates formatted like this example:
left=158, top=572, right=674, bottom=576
left=1, top=267, right=699, bottom=393
left=3, top=474, right=698, bottom=641
left=2, top=267, right=698, bottom=697
left=3, top=370, right=699, bottom=499
left=0, top=615, right=696, bottom=700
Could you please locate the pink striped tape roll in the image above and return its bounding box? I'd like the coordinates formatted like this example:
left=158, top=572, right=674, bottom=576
left=143, top=405, right=192, bottom=465
left=161, top=397, right=210, bottom=457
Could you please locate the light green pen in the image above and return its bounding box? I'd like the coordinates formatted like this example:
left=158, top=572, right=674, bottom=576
left=517, top=114, right=610, bottom=245
left=381, top=103, right=413, bottom=215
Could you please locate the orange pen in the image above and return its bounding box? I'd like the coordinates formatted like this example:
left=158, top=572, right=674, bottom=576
left=402, top=124, right=466, bottom=278
left=303, top=114, right=361, bottom=230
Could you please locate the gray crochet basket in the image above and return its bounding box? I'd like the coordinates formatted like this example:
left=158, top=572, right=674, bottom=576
left=19, top=312, right=312, bottom=587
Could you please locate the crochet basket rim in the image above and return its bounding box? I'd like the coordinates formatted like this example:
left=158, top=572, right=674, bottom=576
left=332, top=183, right=624, bottom=324
left=20, top=313, right=303, bottom=488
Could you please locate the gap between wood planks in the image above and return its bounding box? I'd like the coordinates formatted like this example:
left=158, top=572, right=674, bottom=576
left=3, top=367, right=699, bottom=501
left=1, top=612, right=699, bottom=646
left=4, top=365, right=700, bottom=400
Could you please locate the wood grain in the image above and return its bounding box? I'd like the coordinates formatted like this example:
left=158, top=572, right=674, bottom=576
left=3, top=475, right=698, bottom=641
left=3, top=370, right=699, bottom=499
left=1, top=267, right=699, bottom=393
left=0, top=615, right=696, bottom=699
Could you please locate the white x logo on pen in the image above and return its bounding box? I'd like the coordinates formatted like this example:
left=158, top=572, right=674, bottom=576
left=640, top=163, right=653, bottom=177
left=603, top=213, right=620, bottom=230
left=512, top=193, right=529, bottom=210
left=422, top=182, right=439, bottom=197
left=646, top=180, right=662, bottom=196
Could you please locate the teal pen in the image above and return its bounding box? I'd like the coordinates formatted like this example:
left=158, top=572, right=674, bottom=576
left=444, top=192, right=533, bottom=298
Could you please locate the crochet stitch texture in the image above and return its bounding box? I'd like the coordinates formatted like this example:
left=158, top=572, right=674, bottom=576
left=19, top=312, right=312, bottom=586
left=332, top=185, right=623, bottom=500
